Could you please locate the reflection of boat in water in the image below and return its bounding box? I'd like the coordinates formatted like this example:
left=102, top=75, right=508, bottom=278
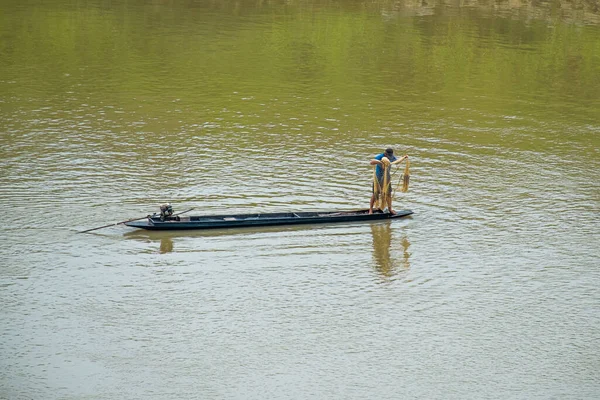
left=121, top=231, right=175, bottom=254
left=371, top=222, right=411, bottom=278
left=124, top=217, right=414, bottom=254
left=123, top=219, right=380, bottom=241
left=123, top=213, right=413, bottom=256
left=159, top=237, right=174, bottom=254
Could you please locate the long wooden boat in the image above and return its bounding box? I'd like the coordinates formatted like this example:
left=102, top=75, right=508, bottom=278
left=124, top=209, right=413, bottom=231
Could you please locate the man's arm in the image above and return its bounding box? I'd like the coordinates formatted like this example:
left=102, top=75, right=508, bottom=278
left=391, top=155, right=408, bottom=165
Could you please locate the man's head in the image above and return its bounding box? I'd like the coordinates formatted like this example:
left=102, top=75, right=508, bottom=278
left=384, top=148, right=394, bottom=158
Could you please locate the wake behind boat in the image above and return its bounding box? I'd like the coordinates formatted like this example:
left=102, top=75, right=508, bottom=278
left=124, top=207, right=413, bottom=231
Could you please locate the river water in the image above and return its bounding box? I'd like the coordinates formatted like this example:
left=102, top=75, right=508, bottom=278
left=1, top=1, right=599, bottom=399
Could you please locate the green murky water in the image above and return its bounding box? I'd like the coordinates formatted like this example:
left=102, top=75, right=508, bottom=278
left=1, top=1, right=599, bottom=398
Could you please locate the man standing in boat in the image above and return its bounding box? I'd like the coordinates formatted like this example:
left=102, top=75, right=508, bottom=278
left=369, top=148, right=408, bottom=215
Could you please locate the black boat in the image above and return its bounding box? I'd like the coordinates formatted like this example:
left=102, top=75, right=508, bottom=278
left=124, top=209, right=413, bottom=231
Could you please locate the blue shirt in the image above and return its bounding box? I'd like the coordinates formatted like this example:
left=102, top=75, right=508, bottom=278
left=374, top=153, right=397, bottom=181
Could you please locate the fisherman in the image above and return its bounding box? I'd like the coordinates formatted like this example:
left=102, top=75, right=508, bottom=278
left=369, top=148, right=408, bottom=215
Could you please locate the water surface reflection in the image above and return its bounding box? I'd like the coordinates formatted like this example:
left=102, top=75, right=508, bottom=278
left=159, top=237, right=174, bottom=254
left=371, top=222, right=411, bottom=279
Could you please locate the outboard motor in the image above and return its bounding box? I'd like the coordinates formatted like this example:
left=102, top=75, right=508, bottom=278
left=159, top=203, right=174, bottom=221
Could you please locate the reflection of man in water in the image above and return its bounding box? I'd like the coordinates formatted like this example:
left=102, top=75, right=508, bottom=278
left=371, top=222, right=410, bottom=278
left=371, top=223, right=393, bottom=276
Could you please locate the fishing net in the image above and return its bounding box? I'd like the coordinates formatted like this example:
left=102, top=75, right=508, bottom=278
left=400, top=159, right=410, bottom=193
left=373, top=156, right=410, bottom=211
left=373, top=157, right=392, bottom=211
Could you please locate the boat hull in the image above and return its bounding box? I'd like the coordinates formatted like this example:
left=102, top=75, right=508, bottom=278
left=124, top=209, right=413, bottom=231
